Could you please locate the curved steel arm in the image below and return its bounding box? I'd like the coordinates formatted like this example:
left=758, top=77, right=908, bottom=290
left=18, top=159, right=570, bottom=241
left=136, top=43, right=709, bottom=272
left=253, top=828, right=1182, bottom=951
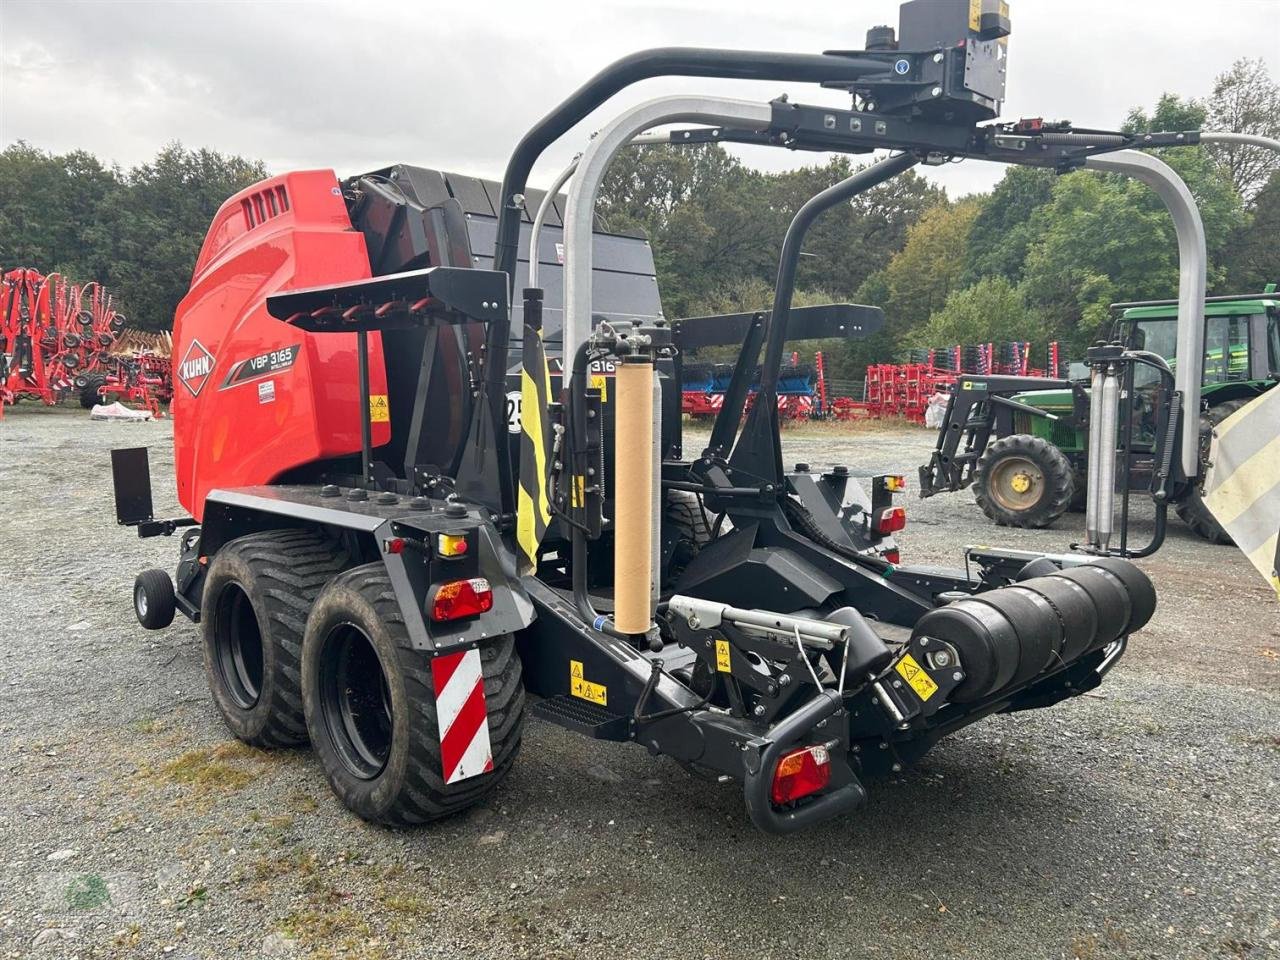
left=1200, top=132, right=1280, bottom=152
left=561, top=96, right=774, bottom=359
left=527, top=133, right=670, bottom=290
left=493, top=48, right=890, bottom=286
left=1084, top=150, right=1206, bottom=479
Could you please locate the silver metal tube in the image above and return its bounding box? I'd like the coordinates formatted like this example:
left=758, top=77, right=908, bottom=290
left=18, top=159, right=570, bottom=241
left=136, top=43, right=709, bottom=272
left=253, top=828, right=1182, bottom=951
left=1085, top=366, right=1104, bottom=547
left=526, top=134, right=669, bottom=290
left=561, top=97, right=773, bottom=362
left=527, top=159, right=578, bottom=291
left=1084, top=151, right=1206, bottom=480
left=1096, top=365, right=1121, bottom=552
left=666, top=595, right=850, bottom=647
left=1200, top=132, right=1280, bottom=152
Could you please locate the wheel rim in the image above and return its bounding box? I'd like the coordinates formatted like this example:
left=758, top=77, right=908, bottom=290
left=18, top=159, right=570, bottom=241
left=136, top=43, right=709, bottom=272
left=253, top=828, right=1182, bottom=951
left=988, top=456, right=1045, bottom=512
left=318, top=622, right=393, bottom=780
left=135, top=584, right=148, bottom=619
left=213, top=582, right=263, bottom=709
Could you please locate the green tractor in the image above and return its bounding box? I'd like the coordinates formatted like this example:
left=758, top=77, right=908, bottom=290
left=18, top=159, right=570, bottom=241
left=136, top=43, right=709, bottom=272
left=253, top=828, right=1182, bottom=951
left=919, top=285, right=1280, bottom=543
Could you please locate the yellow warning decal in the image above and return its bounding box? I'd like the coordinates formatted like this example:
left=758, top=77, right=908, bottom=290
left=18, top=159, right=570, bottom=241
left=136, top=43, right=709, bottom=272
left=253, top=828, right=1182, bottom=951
left=570, top=659, right=607, bottom=706
left=589, top=373, right=609, bottom=402
left=968, top=0, right=981, bottom=31
left=895, top=653, right=938, bottom=702
left=369, top=394, right=390, bottom=424
left=715, top=638, right=732, bottom=673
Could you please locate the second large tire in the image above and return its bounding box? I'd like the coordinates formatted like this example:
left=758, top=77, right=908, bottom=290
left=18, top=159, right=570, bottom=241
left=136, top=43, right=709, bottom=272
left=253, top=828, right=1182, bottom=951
left=1174, top=398, right=1252, bottom=545
left=301, top=563, right=525, bottom=826
left=973, top=434, right=1075, bottom=528
left=201, top=529, right=350, bottom=748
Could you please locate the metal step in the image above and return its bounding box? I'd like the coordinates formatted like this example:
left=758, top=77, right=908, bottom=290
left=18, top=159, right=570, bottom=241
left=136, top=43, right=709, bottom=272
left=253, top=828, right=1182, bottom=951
left=531, top=695, right=631, bottom=741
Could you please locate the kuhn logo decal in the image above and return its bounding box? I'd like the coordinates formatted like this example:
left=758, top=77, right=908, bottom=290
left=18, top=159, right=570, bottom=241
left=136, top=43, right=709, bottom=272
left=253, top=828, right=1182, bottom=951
left=178, top=340, right=215, bottom=397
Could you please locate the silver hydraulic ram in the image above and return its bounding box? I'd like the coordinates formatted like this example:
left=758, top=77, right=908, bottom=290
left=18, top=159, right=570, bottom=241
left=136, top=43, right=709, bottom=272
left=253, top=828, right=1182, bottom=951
left=559, top=96, right=773, bottom=633
left=1081, top=150, right=1206, bottom=543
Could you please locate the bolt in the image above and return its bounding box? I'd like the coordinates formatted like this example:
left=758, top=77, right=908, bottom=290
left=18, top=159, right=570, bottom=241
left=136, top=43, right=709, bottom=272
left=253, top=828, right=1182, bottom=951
left=891, top=762, right=902, bottom=772
left=824, top=114, right=836, bottom=129
left=816, top=718, right=827, bottom=729
left=778, top=674, right=791, bottom=687
left=753, top=704, right=766, bottom=717
left=952, top=671, right=963, bottom=682
left=933, top=52, right=944, bottom=63
left=919, top=636, right=930, bottom=646
left=931, top=87, right=942, bottom=98
left=878, top=742, right=888, bottom=750
left=892, top=679, right=903, bottom=689
left=688, top=616, right=700, bottom=629
left=932, top=649, right=952, bottom=668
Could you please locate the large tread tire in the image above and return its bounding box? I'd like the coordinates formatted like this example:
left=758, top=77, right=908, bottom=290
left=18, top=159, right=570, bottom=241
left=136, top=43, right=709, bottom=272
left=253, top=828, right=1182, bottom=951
left=1174, top=398, right=1252, bottom=545
left=201, top=529, right=350, bottom=748
left=973, top=434, right=1074, bottom=529
left=78, top=373, right=106, bottom=409
left=302, top=563, right=524, bottom=826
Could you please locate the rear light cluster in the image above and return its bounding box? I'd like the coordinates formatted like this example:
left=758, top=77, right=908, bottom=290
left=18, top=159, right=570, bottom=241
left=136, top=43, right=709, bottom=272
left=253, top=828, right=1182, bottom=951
left=771, top=743, right=831, bottom=805
left=430, top=577, right=493, bottom=622
left=872, top=505, right=907, bottom=535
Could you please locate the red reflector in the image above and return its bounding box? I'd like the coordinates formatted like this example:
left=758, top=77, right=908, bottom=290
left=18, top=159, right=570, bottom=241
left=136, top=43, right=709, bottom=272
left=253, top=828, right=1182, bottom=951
left=882, top=548, right=901, bottom=565
left=873, top=506, right=907, bottom=535
left=771, top=744, right=831, bottom=805
left=384, top=537, right=406, bottom=555
left=430, top=577, right=493, bottom=622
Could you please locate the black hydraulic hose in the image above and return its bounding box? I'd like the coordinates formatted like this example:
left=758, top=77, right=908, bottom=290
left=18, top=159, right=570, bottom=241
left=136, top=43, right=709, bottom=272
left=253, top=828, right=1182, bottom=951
left=566, top=340, right=631, bottom=640
left=758, top=151, right=920, bottom=396
left=781, top=495, right=894, bottom=576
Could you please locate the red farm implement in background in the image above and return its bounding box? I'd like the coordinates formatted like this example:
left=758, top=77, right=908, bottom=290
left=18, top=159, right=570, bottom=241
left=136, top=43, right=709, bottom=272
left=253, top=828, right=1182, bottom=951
left=0, top=267, right=171, bottom=418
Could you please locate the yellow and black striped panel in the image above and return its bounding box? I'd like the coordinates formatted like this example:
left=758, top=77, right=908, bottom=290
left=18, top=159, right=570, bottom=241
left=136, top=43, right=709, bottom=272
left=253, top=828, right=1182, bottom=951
left=1203, top=388, right=1280, bottom=599
left=516, top=325, right=552, bottom=575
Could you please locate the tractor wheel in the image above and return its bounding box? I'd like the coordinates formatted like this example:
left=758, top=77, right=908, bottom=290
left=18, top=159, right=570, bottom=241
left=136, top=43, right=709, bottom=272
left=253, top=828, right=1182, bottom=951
left=201, top=529, right=350, bottom=748
left=1067, top=479, right=1088, bottom=513
left=78, top=373, right=107, bottom=409
left=1174, top=398, right=1252, bottom=545
left=301, top=563, right=525, bottom=826
left=973, top=434, right=1074, bottom=528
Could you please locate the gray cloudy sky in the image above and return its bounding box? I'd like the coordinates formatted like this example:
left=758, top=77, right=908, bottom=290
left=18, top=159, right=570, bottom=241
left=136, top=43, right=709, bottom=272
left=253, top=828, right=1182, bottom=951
left=2, top=0, right=1278, bottom=197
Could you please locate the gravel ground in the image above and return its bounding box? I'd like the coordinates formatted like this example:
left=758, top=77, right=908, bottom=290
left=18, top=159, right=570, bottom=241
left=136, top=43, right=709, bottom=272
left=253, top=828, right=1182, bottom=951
left=0, top=405, right=1277, bottom=960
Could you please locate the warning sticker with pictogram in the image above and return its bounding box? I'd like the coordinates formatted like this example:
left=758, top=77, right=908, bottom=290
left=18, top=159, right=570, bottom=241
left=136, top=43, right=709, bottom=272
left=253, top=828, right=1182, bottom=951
left=895, top=653, right=939, bottom=701
left=569, top=659, right=607, bottom=706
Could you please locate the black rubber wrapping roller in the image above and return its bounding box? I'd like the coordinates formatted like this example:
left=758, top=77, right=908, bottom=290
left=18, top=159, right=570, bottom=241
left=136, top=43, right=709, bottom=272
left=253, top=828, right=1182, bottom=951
left=912, top=557, right=1156, bottom=703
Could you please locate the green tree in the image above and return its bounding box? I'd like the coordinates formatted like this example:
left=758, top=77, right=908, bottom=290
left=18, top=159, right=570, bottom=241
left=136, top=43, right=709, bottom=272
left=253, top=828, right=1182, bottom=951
left=0, top=142, right=122, bottom=275
left=1206, top=58, right=1280, bottom=201
left=962, top=166, right=1055, bottom=284
left=913, top=276, right=1041, bottom=347
left=1224, top=171, right=1280, bottom=289
left=1122, top=92, right=1206, bottom=136
left=880, top=198, right=984, bottom=334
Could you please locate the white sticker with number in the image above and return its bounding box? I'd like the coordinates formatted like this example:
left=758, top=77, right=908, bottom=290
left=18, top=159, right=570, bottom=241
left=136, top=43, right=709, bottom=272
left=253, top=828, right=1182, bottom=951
left=505, top=390, right=523, bottom=434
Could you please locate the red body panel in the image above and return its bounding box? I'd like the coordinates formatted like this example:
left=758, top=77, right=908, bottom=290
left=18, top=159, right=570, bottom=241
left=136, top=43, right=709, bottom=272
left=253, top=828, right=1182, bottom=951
left=172, top=170, right=389, bottom=519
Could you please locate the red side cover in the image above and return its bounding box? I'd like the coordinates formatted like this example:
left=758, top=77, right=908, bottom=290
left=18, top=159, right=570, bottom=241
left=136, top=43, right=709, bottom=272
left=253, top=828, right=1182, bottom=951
left=172, top=170, right=390, bottom=519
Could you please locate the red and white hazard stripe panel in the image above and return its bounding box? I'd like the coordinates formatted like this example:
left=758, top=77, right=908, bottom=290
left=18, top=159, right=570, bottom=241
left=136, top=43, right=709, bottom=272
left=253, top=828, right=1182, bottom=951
left=431, top=648, right=494, bottom=784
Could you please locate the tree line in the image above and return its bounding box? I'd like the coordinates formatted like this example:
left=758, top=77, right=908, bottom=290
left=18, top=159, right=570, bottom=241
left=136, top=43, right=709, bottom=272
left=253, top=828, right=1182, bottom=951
left=0, top=143, right=267, bottom=330
left=0, top=59, right=1276, bottom=383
